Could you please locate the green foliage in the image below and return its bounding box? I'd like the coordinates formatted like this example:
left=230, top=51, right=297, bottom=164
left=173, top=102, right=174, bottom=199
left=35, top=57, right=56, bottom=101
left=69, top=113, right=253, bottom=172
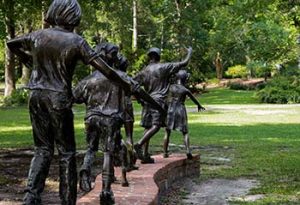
left=3, top=88, right=29, bottom=106
left=257, top=75, right=300, bottom=104
left=1, top=98, right=300, bottom=203
left=194, top=88, right=259, bottom=105
left=247, top=61, right=271, bottom=78
left=225, top=65, right=248, bottom=78
left=228, top=82, right=252, bottom=91
left=0, top=0, right=299, bottom=91
left=130, top=52, right=147, bottom=75
left=73, top=63, right=92, bottom=84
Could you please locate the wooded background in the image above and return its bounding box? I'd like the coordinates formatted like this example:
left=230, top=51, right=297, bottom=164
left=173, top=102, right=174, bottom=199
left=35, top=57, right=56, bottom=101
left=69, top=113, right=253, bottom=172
left=0, top=0, right=299, bottom=97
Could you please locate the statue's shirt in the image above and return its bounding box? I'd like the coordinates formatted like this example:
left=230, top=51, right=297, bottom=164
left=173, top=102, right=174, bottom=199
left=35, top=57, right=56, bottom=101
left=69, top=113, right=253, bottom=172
left=134, top=62, right=183, bottom=105
left=18, top=28, right=97, bottom=94
left=73, top=70, right=127, bottom=119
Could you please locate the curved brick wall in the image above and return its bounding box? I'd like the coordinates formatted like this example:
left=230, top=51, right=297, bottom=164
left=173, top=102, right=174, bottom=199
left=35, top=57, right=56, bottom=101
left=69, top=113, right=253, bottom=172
left=77, top=154, right=200, bottom=205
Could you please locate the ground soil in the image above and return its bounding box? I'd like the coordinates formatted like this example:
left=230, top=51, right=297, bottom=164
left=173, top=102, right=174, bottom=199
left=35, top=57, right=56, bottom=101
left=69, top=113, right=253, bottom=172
left=0, top=145, right=261, bottom=205
left=0, top=149, right=102, bottom=205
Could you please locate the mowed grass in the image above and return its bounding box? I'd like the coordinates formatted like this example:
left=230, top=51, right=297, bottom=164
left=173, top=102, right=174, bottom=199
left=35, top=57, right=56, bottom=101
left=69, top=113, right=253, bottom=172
left=0, top=88, right=299, bottom=204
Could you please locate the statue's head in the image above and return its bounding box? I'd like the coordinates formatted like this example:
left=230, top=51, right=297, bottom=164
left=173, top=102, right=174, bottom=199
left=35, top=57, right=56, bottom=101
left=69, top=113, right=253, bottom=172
left=147, top=47, right=161, bottom=62
left=45, top=0, right=81, bottom=30
left=117, top=55, right=128, bottom=72
left=95, top=42, right=119, bottom=65
left=176, top=70, right=189, bottom=84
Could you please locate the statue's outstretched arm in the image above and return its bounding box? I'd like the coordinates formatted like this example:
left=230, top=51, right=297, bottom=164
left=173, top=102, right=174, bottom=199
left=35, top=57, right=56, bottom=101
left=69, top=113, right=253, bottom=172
left=187, top=90, right=205, bottom=111
left=169, top=47, right=193, bottom=75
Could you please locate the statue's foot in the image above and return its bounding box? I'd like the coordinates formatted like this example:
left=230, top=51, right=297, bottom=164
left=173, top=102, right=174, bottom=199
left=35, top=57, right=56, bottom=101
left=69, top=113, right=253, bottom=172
left=126, top=164, right=139, bottom=172
left=133, top=144, right=144, bottom=160
left=23, top=193, right=41, bottom=205
left=121, top=180, right=129, bottom=187
left=186, top=153, right=193, bottom=160
left=100, top=191, right=115, bottom=205
left=111, top=175, right=117, bottom=183
left=141, top=155, right=155, bottom=164
left=163, top=152, right=169, bottom=158
left=79, top=171, right=92, bottom=192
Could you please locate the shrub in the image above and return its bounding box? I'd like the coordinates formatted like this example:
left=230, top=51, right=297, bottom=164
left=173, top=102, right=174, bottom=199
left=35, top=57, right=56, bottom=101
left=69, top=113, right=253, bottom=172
left=228, top=80, right=266, bottom=91
left=225, top=65, right=248, bottom=78
left=3, top=89, right=29, bottom=107
left=246, top=61, right=271, bottom=78
left=256, top=76, right=300, bottom=104
left=229, top=82, right=251, bottom=90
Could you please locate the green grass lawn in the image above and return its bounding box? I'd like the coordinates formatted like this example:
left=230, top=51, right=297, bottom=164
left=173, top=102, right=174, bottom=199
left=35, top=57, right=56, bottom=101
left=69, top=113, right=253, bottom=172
left=0, top=88, right=299, bottom=204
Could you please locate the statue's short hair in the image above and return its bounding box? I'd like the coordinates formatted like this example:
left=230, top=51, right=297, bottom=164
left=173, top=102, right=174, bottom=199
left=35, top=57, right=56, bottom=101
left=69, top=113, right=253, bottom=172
left=95, top=42, right=119, bottom=56
left=45, top=0, right=81, bottom=27
left=147, top=47, right=161, bottom=56
left=147, top=47, right=161, bottom=61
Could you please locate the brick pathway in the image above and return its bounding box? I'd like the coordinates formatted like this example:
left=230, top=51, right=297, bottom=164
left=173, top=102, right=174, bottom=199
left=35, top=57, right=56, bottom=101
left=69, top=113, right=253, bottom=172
left=77, top=154, right=200, bottom=205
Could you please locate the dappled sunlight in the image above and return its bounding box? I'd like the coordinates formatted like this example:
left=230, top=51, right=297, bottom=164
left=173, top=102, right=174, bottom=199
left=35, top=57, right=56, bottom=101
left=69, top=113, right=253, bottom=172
left=221, top=139, right=249, bottom=142
left=262, top=138, right=300, bottom=142
left=0, top=126, right=31, bottom=132
left=187, top=104, right=300, bottom=125
left=74, top=123, right=84, bottom=129
left=45, top=179, right=59, bottom=192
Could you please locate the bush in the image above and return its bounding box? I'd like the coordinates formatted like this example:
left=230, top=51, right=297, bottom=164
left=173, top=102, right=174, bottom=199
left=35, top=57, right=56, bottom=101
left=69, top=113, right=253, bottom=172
left=225, top=65, right=248, bottom=78
left=73, top=63, right=92, bottom=84
left=228, top=80, right=266, bottom=91
left=256, top=76, right=300, bottom=104
left=229, top=82, right=251, bottom=90
left=246, top=61, right=271, bottom=78
left=3, top=89, right=29, bottom=107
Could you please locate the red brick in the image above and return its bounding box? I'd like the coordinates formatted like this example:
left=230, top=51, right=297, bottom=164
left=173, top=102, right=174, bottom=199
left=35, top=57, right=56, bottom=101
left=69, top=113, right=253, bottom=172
left=77, top=154, right=200, bottom=205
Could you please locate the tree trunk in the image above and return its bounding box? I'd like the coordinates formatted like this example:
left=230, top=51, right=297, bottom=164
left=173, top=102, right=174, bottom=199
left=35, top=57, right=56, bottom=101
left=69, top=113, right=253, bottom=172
left=20, top=16, right=33, bottom=85
left=215, top=52, right=223, bottom=80
left=4, top=0, right=16, bottom=97
left=21, top=66, right=31, bottom=84
left=42, top=0, right=50, bottom=29
left=132, top=0, right=138, bottom=52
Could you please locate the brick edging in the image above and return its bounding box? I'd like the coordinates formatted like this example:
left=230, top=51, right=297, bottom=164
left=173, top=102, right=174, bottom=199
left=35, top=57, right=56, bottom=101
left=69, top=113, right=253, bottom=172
left=77, top=154, right=200, bottom=205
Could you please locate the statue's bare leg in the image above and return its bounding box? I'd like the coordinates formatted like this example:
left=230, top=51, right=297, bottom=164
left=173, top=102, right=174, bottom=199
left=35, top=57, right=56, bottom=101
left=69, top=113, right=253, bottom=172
left=134, top=125, right=160, bottom=163
left=163, top=128, right=171, bottom=158
left=183, top=131, right=192, bottom=159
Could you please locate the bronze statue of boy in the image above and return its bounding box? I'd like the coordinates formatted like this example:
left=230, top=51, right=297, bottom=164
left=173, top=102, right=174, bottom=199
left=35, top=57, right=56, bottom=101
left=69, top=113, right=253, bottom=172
left=7, top=0, right=133, bottom=204
left=73, top=43, right=164, bottom=204
left=133, top=47, right=193, bottom=163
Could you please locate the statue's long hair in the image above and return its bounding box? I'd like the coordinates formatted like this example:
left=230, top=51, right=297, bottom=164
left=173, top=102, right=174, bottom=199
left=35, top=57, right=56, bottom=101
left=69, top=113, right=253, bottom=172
left=45, top=0, right=81, bottom=27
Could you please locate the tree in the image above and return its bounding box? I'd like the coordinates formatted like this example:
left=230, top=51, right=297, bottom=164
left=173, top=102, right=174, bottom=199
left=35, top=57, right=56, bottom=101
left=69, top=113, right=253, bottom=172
left=2, top=0, right=15, bottom=96
left=132, top=0, right=138, bottom=52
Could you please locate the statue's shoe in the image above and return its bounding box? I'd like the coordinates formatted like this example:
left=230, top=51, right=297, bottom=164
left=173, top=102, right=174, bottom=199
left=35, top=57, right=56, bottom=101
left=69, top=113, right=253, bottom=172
left=126, top=164, right=139, bottom=172
left=141, top=155, right=155, bottom=164
left=79, top=172, right=92, bottom=192
left=23, top=193, right=41, bottom=205
left=163, top=152, right=169, bottom=158
left=186, top=153, right=193, bottom=160
left=133, top=144, right=144, bottom=160
left=100, top=191, right=115, bottom=205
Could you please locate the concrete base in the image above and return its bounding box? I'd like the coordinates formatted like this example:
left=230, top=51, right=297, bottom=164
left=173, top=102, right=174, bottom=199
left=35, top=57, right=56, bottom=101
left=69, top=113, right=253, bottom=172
left=77, top=154, right=200, bottom=205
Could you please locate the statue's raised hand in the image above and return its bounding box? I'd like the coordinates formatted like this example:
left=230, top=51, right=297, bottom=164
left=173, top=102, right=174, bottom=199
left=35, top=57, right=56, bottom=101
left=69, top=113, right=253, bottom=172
left=186, top=46, right=193, bottom=53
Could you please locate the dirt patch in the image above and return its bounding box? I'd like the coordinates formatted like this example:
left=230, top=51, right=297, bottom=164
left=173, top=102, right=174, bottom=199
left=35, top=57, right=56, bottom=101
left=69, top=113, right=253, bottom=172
left=182, top=178, right=260, bottom=205
left=0, top=149, right=103, bottom=204
left=162, top=178, right=261, bottom=205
